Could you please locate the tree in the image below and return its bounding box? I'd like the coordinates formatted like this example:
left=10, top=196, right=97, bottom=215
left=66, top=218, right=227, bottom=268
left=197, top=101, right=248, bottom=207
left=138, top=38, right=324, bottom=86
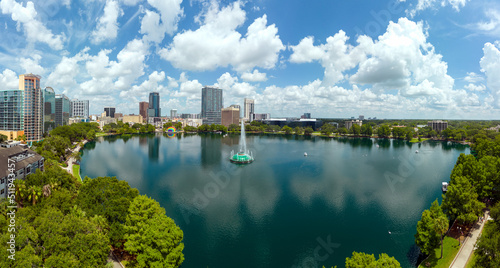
left=42, top=136, right=71, bottom=161
left=338, top=127, right=347, bottom=135
left=321, top=124, right=334, bottom=136
left=442, top=176, right=484, bottom=223
left=174, top=121, right=183, bottom=131
left=377, top=125, right=391, bottom=138
left=294, top=126, right=303, bottom=135
left=304, top=127, right=314, bottom=135
left=147, top=124, right=155, bottom=133
left=350, top=124, right=361, bottom=135
left=282, top=125, right=293, bottom=134
left=415, top=208, right=440, bottom=255
left=124, top=195, right=184, bottom=267
left=345, top=251, right=400, bottom=268
left=434, top=213, right=449, bottom=259
left=77, top=176, right=139, bottom=246
left=86, top=129, right=96, bottom=141
left=228, top=124, right=239, bottom=132
left=361, top=124, right=373, bottom=136
left=475, top=202, right=500, bottom=267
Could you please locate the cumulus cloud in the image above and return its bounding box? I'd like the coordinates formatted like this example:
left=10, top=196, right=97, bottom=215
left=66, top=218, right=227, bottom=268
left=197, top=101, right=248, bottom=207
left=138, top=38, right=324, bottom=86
left=471, top=9, right=500, bottom=37
left=160, top=1, right=285, bottom=72
left=464, top=72, right=484, bottom=83
left=464, top=83, right=486, bottom=92
left=119, top=71, right=166, bottom=100
left=46, top=48, right=90, bottom=88
left=140, top=0, right=183, bottom=43
left=18, top=54, right=45, bottom=75
left=0, top=69, right=18, bottom=89
left=240, top=69, right=267, bottom=82
left=91, top=0, right=122, bottom=44
left=480, top=42, right=500, bottom=107
left=0, top=0, right=65, bottom=50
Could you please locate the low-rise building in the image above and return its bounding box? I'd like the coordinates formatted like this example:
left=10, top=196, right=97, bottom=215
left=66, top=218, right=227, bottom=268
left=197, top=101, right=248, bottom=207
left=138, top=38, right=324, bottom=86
left=0, top=146, right=44, bottom=198
left=183, top=118, right=203, bottom=128
left=345, top=120, right=362, bottom=130
left=123, top=115, right=143, bottom=124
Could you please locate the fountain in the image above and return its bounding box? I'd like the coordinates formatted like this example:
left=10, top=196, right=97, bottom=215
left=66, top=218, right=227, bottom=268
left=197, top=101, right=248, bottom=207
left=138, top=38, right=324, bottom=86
left=230, top=121, right=254, bottom=164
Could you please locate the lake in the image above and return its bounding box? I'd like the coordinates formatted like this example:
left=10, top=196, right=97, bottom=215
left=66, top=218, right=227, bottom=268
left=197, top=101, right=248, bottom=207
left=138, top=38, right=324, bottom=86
left=80, top=133, right=469, bottom=267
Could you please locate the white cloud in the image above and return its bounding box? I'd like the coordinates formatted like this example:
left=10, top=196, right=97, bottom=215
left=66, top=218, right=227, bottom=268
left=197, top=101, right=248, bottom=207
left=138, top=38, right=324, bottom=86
left=241, top=69, right=267, bottom=82
left=121, top=0, right=142, bottom=6
left=464, top=83, right=486, bottom=92
left=471, top=9, right=500, bottom=37
left=289, top=36, right=324, bottom=63
left=0, top=0, right=65, bottom=50
left=119, top=71, right=166, bottom=99
left=46, top=48, right=90, bottom=88
left=140, top=0, right=183, bottom=43
left=0, top=69, right=18, bottom=89
left=18, top=54, right=45, bottom=75
left=464, top=72, right=483, bottom=83
left=403, top=0, right=468, bottom=17
left=160, top=1, right=285, bottom=72
left=480, top=42, right=500, bottom=107
left=91, top=0, right=122, bottom=44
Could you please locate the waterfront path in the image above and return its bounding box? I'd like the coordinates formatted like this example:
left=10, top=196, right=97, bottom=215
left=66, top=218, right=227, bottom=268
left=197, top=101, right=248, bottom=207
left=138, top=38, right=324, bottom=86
left=449, top=211, right=490, bottom=268
left=62, top=140, right=87, bottom=181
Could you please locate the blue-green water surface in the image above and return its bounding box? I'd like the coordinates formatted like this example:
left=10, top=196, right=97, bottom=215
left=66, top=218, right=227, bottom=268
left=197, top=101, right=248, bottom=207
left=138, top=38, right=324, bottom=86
left=80, top=134, right=469, bottom=267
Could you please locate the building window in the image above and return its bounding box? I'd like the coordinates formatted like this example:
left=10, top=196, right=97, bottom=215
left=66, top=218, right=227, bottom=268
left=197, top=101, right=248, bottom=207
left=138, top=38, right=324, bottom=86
left=0, top=189, right=3, bottom=195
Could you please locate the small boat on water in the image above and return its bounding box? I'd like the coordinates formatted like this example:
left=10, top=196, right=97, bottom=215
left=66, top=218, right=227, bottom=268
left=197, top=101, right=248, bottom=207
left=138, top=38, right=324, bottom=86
left=442, top=182, right=448, bottom=192
left=376, top=144, right=379, bottom=148
left=304, top=152, right=308, bottom=156
left=415, top=150, right=419, bottom=153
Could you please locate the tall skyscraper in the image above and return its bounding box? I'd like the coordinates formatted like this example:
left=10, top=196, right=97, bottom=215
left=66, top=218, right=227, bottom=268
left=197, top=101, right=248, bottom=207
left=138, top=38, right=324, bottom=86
left=139, top=101, right=148, bottom=120
left=104, top=107, right=115, bottom=118
left=0, top=90, right=24, bottom=131
left=55, top=94, right=71, bottom=127
left=148, top=92, right=161, bottom=118
left=71, top=99, right=89, bottom=118
left=244, top=98, right=254, bottom=121
left=201, top=86, right=223, bottom=125
left=230, top=104, right=241, bottom=118
left=43, top=87, right=56, bottom=133
left=20, top=74, right=43, bottom=142
left=170, top=109, right=177, bottom=119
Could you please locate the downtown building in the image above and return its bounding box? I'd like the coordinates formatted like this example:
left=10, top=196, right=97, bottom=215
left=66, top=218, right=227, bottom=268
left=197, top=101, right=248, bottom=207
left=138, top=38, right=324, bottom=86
left=43, top=87, right=56, bottom=133
left=428, top=120, right=448, bottom=132
left=20, top=74, right=43, bottom=142
left=221, top=107, right=240, bottom=127
left=201, top=86, right=223, bottom=125
left=139, top=101, right=148, bottom=121
left=104, top=107, right=116, bottom=118
left=148, top=92, right=161, bottom=123
left=244, top=98, right=254, bottom=122
left=0, top=89, right=24, bottom=140
left=71, top=99, right=89, bottom=118
left=55, top=94, right=71, bottom=127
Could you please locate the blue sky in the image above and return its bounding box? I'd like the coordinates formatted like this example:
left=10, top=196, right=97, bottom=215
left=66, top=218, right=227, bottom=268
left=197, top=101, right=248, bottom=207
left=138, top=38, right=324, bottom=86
left=0, top=0, right=499, bottom=119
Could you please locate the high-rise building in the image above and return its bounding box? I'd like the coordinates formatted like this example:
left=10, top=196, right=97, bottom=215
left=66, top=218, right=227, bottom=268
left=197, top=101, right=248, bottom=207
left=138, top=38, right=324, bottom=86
left=244, top=98, right=254, bottom=121
left=20, top=74, right=43, bottom=142
left=180, top=113, right=200, bottom=119
left=345, top=120, right=362, bottom=130
left=55, top=94, right=71, bottom=127
left=170, top=109, right=177, bottom=119
left=359, top=115, right=364, bottom=120
left=301, top=113, right=311, bottom=119
left=221, top=107, right=240, bottom=127
left=0, top=90, right=24, bottom=139
left=139, top=101, right=148, bottom=120
left=230, top=104, right=241, bottom=118
left=428, top=120, right=448, bottom=132
left=201, top=87, right=223, bottom=125
left=252, top=113, right=270, bottom=121
left=148, top=92, right=161, bottom=118
left=43, top=87, right=56, bottom=133
left=71, top=99, right=89, bottom=118
left=104, top=107, right=115, bottom=118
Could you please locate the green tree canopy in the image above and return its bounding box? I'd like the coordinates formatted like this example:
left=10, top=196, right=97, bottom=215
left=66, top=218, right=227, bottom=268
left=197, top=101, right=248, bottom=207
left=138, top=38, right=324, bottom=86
left=124, top=195, right=184, bottom=267
left=345, top=251, right=400, bottom=268
left=442, top=175, right=484, bottom=223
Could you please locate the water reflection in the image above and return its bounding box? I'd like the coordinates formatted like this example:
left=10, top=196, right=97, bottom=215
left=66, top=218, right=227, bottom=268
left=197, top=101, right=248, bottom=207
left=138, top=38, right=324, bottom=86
left=80, top=135, right=469, bottom=268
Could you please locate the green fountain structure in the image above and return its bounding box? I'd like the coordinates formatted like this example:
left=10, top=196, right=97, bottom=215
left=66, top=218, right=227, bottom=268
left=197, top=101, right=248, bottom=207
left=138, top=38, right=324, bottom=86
left=230, top=121, right=254, bottom=164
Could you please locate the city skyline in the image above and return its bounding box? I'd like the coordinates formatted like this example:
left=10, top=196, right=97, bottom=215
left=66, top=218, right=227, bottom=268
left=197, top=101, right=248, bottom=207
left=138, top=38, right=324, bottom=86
left=0, top=1, right=499, bottom=119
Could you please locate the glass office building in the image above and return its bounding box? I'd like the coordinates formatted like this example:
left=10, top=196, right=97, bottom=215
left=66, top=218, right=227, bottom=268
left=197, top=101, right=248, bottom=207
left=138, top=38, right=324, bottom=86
left=0, top=90, right=24, bottom=131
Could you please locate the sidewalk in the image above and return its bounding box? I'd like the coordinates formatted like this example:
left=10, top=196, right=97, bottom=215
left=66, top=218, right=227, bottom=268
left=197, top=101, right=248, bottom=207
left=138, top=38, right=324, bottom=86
left=449, top=211, right=490, bottom=268
left=62, top=140, right=87, bottom=180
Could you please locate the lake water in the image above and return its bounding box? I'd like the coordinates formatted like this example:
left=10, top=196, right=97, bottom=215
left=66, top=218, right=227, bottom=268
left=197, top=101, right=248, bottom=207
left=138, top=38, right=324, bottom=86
left=80, top=133, right=469, bottom=267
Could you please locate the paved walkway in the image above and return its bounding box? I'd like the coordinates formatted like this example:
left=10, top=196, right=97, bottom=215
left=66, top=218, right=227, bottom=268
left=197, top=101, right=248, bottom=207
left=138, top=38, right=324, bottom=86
left=449, top=211, right=490, bottom=268
left=62, top=140, right=87, bottom=181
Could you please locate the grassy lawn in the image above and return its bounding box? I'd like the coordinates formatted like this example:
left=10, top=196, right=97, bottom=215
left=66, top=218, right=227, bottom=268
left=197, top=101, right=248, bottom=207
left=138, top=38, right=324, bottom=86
left=96, top=132, right=108, bottom=137
left=418, top=236, right=460, bottom=268
left=72, top=164, right=81, bottom=181
left=410, top=138, right=430, bottom=143
left=465, top=251, right=477, bottom=268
